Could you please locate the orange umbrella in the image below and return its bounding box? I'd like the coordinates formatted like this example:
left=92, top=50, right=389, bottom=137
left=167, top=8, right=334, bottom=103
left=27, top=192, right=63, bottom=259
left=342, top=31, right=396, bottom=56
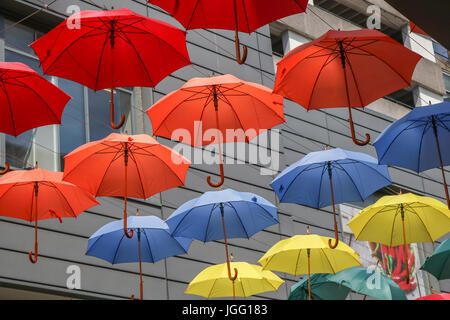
left=0, top=164, right=99, bottom=263
left=274, top=29, right=422, bottom=146
left=146, top=74, right=285, bottom=187
left=62, top=133, right=191, bottom=238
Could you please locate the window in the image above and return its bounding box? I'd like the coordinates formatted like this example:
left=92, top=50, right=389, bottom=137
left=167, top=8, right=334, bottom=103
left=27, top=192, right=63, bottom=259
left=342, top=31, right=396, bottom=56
left=433, top=41, right=449, bottom=61
left=444, top=73, right=450, bottom=102
left=2, top=19, right=134, bottom=171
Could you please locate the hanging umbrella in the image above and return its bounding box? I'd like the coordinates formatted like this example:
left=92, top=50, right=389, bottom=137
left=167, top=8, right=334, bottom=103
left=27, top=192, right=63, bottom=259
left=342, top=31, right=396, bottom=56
left=289, top=267, right=407, bottom=300
left=86, top=210, right=192, bottom=300
left=31, top=8, right=191, bottom=129
left=0, top=164, right=99, bottom=263
left=63, top=133, right=191, bottom=238
left=273, top=29, right=422, bottom=146
left=166, top=188, right=279, bottom=299
left=148, top=0, right=308, bottom=64
left=270, top=147, right=392, bottom=248
left=374, top=102, right=450, bottom=209
left=258, top=228, right=360, bottom=300
left=288, top=273, right=350, bottom=300
left=146, top=74, right=285, bottom=187
left=416, top=293, right=450, bottom=300
left=420, top=238, right=450, bottom=280
left=185, top=260, right=284, bottom=299
left=347, top=193, right=450, bottom=284
left=0, top=61, right=70, bottom=172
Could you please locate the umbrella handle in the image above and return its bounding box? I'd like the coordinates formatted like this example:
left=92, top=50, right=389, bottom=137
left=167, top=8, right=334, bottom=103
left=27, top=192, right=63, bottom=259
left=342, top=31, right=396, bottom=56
left=348, top=106, right=370, bottom=146
left=207, top=162, right=224, bottom=187
left=328, top=236, right=339, bottom=249
left=228, top=266, right=238, bottom=281
left=123, top=213, right=134, bottom=239
left=28, top=219, right=38, bottom=264
left=110, top=88, right=125, bottom=129
left=0, top=161, right=9, bottom=174
left=235, top=30, right=247, bottom=65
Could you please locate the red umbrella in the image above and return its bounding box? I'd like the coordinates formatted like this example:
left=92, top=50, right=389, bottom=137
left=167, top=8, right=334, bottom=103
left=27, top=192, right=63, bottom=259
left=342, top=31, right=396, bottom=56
left=0, top=62, right=70, bottom=172
left=416, top=293, right=450, bottom=300
left=31, top=8, right=191, bottom=129
left=0, top=164, right=99, bottom=263
left=62, top=133, right=191, bottom=238
left=146, top=74, right=285, bottom=187
left=274, top=29, right=422, bottom=146
left=149, top=0, right=308, bottom=64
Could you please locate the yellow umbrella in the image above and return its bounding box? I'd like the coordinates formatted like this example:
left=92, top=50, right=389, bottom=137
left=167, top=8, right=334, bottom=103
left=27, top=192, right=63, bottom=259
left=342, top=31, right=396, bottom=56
left=258, top=228, right=360, bottom=300
left=347, top=192, right=450, bottom=284
left=185, top=261, right=284, bottom=299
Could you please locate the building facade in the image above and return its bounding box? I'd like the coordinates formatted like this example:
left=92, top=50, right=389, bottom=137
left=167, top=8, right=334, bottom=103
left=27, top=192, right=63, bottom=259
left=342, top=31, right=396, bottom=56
left=0, top=0, right=448, bottom=299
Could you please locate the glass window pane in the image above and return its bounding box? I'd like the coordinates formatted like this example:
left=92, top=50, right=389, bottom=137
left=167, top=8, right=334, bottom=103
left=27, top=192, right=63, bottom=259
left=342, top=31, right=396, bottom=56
left=59, top=78, right=86, bottom=169
left=4, top=20, right=36, bottom=55
left=88, top=89, right=131, bottom=141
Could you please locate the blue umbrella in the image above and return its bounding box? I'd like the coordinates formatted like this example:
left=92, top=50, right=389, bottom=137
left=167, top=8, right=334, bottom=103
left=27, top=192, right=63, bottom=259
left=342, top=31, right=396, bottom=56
left=270, top=148, right=392, bottom=248
left=86, top=211, right=192, bottom=300
left=166, top=188, right=278, bottom=295
left=374, top=102, right=450, bottom=208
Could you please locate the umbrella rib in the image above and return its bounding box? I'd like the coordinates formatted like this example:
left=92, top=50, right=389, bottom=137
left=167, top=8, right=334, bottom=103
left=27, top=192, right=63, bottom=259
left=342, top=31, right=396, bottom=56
left=343, top=51, right=366, bottom=107
left=127, top=151, right=147, bottom=198
left=294, top=248, right=302, bottom=276
left=277, top=163, right=315, bottom=203
left=202, top=205, right=215, bottom=242
left=354, top=161, right=391, bottom=184
left=403, top=203, right=435, bottom=242
left=306, top=51, right=337, bottom=110
left=46, top=182, right=79, bottom=218
left=345, top=43, right=412, bottom=86
left=151, top=89, right=209, bottom=135
left=0, top=80, right=17, bottom=136
left=321, top=248, right=337, bottom=274
left=12, top=74, right=62, bottom=124
left=416, top=122, right=430, bottom=172
left=227, top=201, right=250, bottom=239
left=94, top=148, right=124, bottom=196
left=377, top=121, right=421, bottom=165
left=333, top=162, right=365, bottom=202
left=42, top=26, right=100, bottom=75
left=389, top=206, right=401, bottom=247
left=316, top=165, right=327, bottom=208
left=114, top=31, right=155, bottom=86
left=185, top=0, right=201, bottom=30
left=142, top=228, right=156, bottom=262
left=354, top=205, right=395, bottom=241
left=112, top=233, right=127, bottom=264
left=241, top=0, right=251, bottom=34
left=93, top=27, right=111, bottom=91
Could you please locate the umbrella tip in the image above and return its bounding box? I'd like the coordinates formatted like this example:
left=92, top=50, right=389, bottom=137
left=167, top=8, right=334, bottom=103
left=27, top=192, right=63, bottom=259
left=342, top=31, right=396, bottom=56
left=136, top=209, right=139, bottom=216
left=230, top=253, right=234, bottom=262
left=35, top=161, right=38, bottom=169
left=431, top=287, right=434, bottom=294
left=399, top=189, right=403, bottom=195
left=306, top=226, right=310, bottom=234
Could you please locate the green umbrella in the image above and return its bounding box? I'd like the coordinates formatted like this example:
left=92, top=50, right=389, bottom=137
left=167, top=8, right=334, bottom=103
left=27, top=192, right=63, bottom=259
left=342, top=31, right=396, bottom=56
left=289, top=267, right=407, bottom=300
left=288, top=274, right=350, bottom=300
left=420, top=239, right=450, bottom=280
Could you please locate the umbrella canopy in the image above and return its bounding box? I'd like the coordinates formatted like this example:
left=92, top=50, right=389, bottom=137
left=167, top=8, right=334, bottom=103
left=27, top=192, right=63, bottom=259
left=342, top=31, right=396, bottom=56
left=149, top=0, right=308, bottom=64
left=348, top=193, right=450, bottom=284
left=258, top=230, right=360, bottom=300
left=420, top=238, right=450, bottom=280
left=31, top=8, right=190, bottom=129
left=63, top=133, right=191, bottom=238
left=416, top=293, right=450, bottom=300
left=146, top=74, right=285, bottom=187
left=185, top=261, right=284, bottom=298
left=86, top=212, right=192, bottom=300
left=289, top=267, right=407, bottom=300
left=374, top=102, right=450, bottom=208
left=288, top=273, right=350, bottom=300
left=270, top=147, right=392, bottom=248
left=166, top=188, right=278, bottom=299
left=273, top=29, right=422, bottom=146
left=0, top=62, right=70, bottom=173
left=0, top=166, right=99, bottom=263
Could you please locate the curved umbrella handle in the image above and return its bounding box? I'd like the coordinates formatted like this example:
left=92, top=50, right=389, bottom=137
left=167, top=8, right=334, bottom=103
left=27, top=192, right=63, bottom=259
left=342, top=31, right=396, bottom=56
left=0, top=161, right=10, bottom=174
left=123, top=211, right=134, bottom=239
left=348, top=107, right=370, bottom=146
left=227, top=264, right=238, bottom=282
left=328, top=231, right=339, bottom=249
left=110, top=88, right=125, bottom=130
left=207, top=162, right=224, bottom=188
left=235, top=30, right=247, bottom=65
left=29, top=219, right=38, bottom=264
